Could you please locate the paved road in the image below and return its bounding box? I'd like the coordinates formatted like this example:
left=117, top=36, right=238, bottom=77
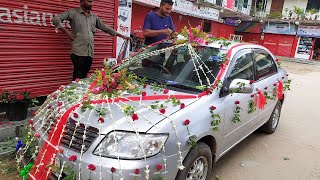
left=211, top=61, right=320, bottom=180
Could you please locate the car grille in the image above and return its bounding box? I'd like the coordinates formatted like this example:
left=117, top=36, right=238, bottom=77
left=42, top=118, right=99, bottom=153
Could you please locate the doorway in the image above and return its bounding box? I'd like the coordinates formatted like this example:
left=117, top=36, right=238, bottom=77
left=271, top=0, right=284, bottom=13
left=312, top=38, right=320, bottom=60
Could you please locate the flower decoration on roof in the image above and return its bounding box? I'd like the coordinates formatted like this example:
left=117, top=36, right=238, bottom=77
left=175, top=25, right=232, bottom=47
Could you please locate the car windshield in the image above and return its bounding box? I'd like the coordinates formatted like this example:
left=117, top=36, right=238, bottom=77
left=123, top=42, right=226, bottom=93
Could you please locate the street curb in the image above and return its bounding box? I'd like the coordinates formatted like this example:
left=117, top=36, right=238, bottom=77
left=277, top=56, right=320, bottom=67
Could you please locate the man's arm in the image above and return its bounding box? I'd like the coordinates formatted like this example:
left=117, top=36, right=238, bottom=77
left=142, top=13, right=172, bottom=37
left=96, top=17, right=130, bottom=40
left=51, top=10, right=75, bottom=40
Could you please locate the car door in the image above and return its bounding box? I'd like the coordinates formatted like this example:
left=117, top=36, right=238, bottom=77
left=220, top=49, right=259, bottom=153
left=252, top=48, right=279, bottom=127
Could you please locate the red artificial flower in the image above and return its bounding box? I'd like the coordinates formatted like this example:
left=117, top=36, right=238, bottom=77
left=28, top=119, right=33, bottom=125
left=210, top=106, right=216, bottom=111
left=34, top=133, right=40, bottom=138
left=235, top=100, right=240, bottom=105
left=184, top=119, right=190, bottom=125
left=52, top=94, right=57, bottom=99
left=250, top=94, right=255, bottom=98
left=264, top=87, right=268, bottom=90
left=108, top=88, right=113, bottom=93
left=58, top=148, right=64, bottom=154
left=68, top=155, right=77, bottom=162
left=180, top=103, right=186, bottom=109
left=59, top=86, right=64, bottom=91
left=73, top=113, right=79, bottom=118
left=132, top=113, right=139, bottom=121
left=134, top=169, right=140, bottom=174
left=156, top=164, right=163, bottom=171
left=273, top=83, right=277, bottom=86
left=111, top=167, right=116, bottom=173
left=31, top=111, right=36, bottom=116
left=58, top=102, right=63, bottom=107
left=163, top=89, right=169, bottom=94
left=143, top=84, right=147, bottom=89
left=16, top=95, right=24, bottom=101
left=98, top=117, right=105, bottom=123
left=142, top=92, right=147, bottom=96
left=88, top=164, right=96, bottom=171
left=249, top=80, right=254, bottom=84
left=111, top=81, right=117, bottom=89
left=205, top=41, right=209, bottom=45
left=75, top=78, right=80, bottom=83
left=159, top=108, right=166, bottom=114
left=48, top=105, right=51, bottom=109
left=31, top=126, right=35, bottom=131
left=113, top=73, right=120, bottom=80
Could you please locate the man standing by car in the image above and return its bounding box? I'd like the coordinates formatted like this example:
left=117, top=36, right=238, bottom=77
left=143, top=0, right=175, bottom=45
left=52, top=0, right=130, bottom=81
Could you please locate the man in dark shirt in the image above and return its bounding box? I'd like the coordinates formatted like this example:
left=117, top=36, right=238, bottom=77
left=52, top=0, right=130, bottom=81
left=143, top=0, right=175, bottom=45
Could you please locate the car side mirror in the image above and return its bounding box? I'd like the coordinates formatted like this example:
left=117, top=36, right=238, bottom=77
left=229, top=79, right=254, bottom=94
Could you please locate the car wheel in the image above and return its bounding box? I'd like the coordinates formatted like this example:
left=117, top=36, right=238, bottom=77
left=175, top=142, right=212, bottom=180
left=261, top=101, right=282, bottom=134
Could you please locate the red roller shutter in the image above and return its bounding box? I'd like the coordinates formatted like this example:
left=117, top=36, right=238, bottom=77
left=263, top=34, right=295, bottom=57
left=0, top=0, right=116, bottom=97
left=236, top=32, right=262, bottom=45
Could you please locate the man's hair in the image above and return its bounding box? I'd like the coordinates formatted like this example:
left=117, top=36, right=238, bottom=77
left=160, top=0, right=174, bottom=6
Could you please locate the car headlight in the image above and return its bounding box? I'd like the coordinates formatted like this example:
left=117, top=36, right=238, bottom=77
left=93, top=131, right=168, bottom=159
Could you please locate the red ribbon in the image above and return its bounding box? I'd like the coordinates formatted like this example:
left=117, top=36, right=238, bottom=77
left=29, top=104, right=80, bottom=180
left=256, top=90, right=266, bottom=110
left=277, top=80, right=283, bottom=100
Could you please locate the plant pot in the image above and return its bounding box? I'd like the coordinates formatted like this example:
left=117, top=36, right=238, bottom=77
left=0, top=102, right=7, bottom=113
left=6, top=101, right=29, bottom=121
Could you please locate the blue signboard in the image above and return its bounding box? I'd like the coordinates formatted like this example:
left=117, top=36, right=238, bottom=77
left=263, top=23, right=297, bottom=35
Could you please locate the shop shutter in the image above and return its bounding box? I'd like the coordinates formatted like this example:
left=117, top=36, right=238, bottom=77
left=0, top=0, right=116, bottom=97
left=263, top=34, right=295, bottom=57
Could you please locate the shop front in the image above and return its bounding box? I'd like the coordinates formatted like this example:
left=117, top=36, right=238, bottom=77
left=235, top=21, right=263, bottom=45
left=0, top=1, right=118, bottom=97
left=262, top=22, right=297, bottom=57
left=295, top=25, right=320, bottom=60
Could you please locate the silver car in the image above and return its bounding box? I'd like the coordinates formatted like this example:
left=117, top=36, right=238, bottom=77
left=22, top=41, right=288, bottom=180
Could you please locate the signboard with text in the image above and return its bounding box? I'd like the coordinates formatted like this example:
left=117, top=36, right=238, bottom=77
left=263, top=23, right=296, bottom=35
left=297, top=26, right=320, bottom=37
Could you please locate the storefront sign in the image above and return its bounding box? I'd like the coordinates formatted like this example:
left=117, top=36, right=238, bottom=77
left=263, top=23, right=296, bottom=35
left=133, top=0, right=219, bottom=21
left=224, top=17, right=241, bottom=26
left=174, top=0, right=219, bottom=21
left=297, top=26, right=320, bottom=37
left=116, top=0, right=132, bottom=59
left=235, top=21, right=262, bottom=33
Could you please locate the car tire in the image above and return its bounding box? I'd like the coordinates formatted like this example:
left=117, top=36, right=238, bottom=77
left=175, top=142, right=212, bottom=180
left=261, top=101, right=282, bottom=134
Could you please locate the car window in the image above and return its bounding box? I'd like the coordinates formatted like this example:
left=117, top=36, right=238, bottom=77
left=254, top=51, right=277, bottom=79
left=229, top=52, right=254, bottom=82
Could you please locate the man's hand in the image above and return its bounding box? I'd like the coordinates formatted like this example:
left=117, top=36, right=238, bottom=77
left=67, top=31, right=75, bottom=41
left=118, top=34, right=132, bottom=41
left=60, top=27, right=75, bottom=41
left=163, top=28, right=173, bottom=36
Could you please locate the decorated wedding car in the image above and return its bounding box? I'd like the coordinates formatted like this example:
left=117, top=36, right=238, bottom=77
left=16, top=26, right=291, bottom=180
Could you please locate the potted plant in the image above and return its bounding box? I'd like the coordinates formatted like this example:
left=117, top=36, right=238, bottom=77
left=293, top=6, right=305, bottom=20
left=0, top=88, right=9, bottom=113
left=307, top=8, right=318, bottom=20
left=3, top=89, right=34, bottom=121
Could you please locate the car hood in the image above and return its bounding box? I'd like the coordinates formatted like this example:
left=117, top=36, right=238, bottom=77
left=38, top=81, right=200, bottom=134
